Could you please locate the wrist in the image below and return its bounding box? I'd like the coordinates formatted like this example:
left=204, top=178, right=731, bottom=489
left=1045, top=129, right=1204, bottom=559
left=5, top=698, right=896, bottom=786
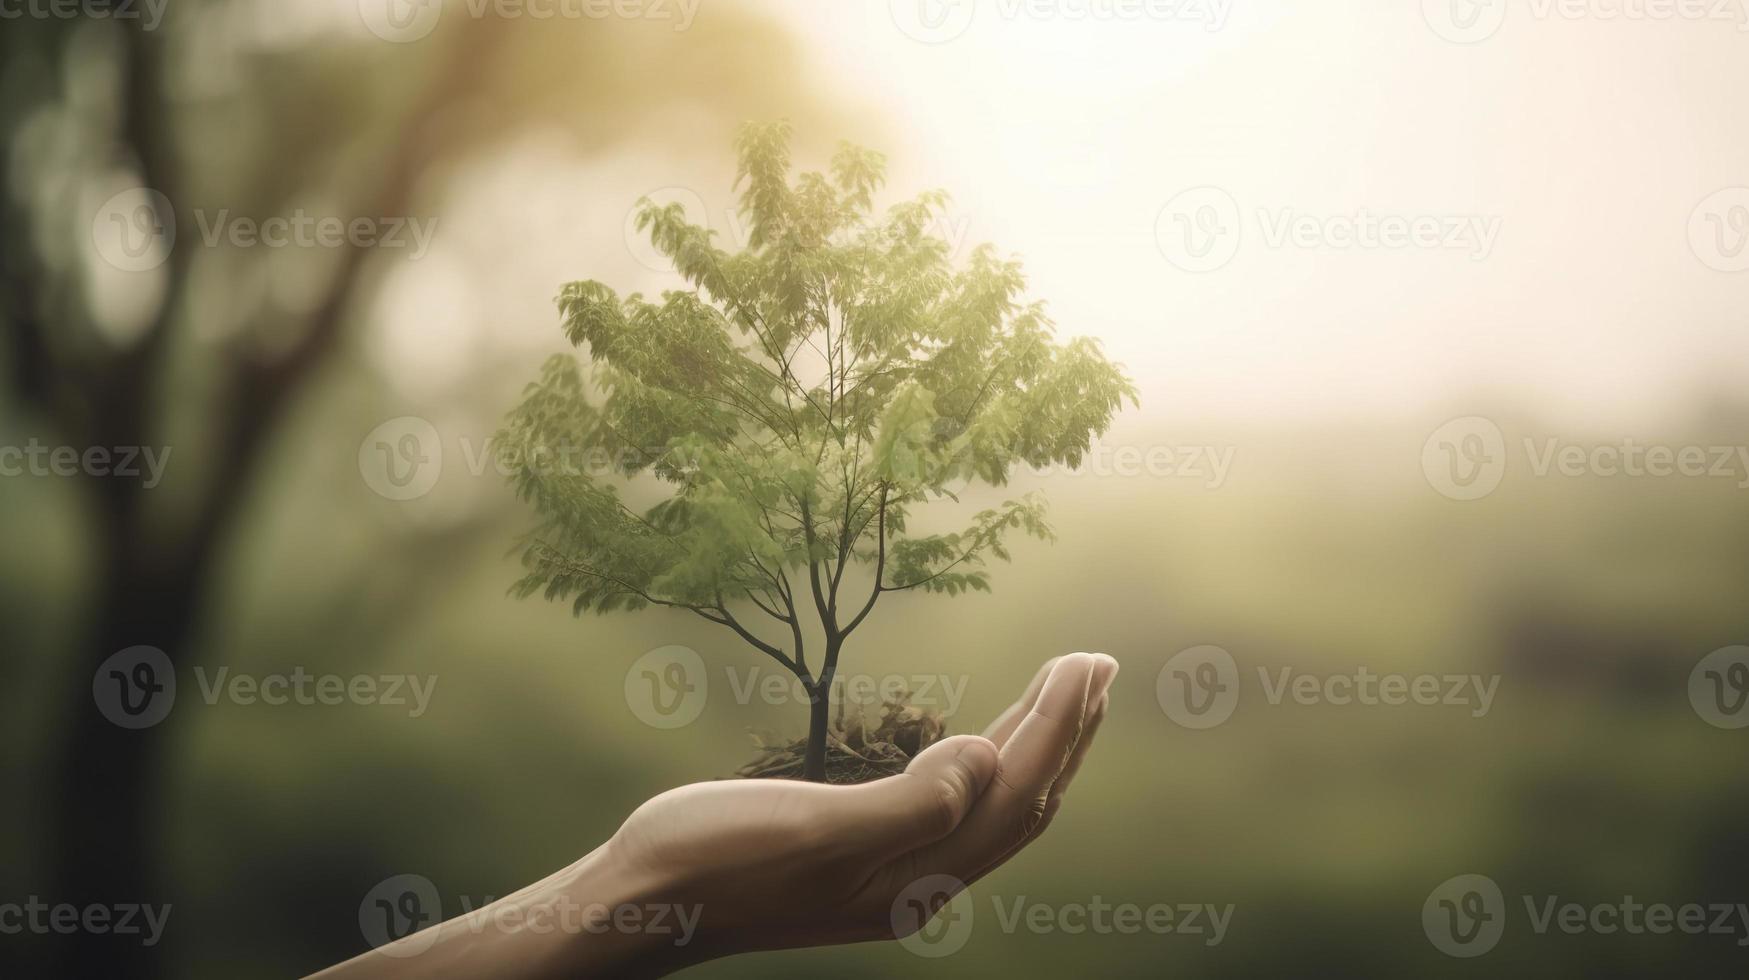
left=549, top=840, right=708, bottom=978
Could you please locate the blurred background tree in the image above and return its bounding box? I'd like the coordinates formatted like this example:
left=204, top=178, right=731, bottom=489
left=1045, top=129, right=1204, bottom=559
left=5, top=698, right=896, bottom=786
left=0, top=3, right=844, bottom=976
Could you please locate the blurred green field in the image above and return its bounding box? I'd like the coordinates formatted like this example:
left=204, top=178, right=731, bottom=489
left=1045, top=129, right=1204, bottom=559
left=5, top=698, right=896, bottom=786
left=8, top=398, right=1747, bottom=978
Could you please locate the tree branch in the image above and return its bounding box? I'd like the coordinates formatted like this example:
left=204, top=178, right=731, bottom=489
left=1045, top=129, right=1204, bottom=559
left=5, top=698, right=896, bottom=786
left=797, top=497, right=835, bottom=638
left=882, top=519, right=1005, bottom=594
left=711, top=596, right=802, bottom=676
left=839, top=484, right=888, bottom=637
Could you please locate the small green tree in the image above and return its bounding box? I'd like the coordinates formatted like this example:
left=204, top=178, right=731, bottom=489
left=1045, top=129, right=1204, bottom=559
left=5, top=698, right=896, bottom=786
left=503, top=122, right=1135, bottom=781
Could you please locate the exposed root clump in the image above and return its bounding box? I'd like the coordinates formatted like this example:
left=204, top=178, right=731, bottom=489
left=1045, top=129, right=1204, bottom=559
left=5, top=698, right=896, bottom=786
left=735, top=691, right=946, bottom=784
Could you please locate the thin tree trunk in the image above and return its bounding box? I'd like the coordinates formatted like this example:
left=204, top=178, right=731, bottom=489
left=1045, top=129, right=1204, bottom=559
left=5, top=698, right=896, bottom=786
left=802, top=683, right=831, bottom=782
left=802, top=640, right=843, bottom=782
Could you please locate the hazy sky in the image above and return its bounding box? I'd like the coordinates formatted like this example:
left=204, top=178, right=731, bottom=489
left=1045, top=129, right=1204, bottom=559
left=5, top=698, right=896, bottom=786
left=371, top=0, right=1749, bottom=431
left=756, top=0, right=1749, bottom=428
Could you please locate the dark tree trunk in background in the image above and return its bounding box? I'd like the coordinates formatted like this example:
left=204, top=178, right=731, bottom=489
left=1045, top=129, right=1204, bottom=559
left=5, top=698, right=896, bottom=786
left=28, top=27, right=500, bottom=973
left=51, top=506, right=205, bottom=980
left=0, top=18, right=497, bottom=978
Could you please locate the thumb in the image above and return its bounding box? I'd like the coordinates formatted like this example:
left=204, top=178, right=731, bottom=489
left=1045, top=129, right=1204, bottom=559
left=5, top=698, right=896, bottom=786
left=842, top=734, right=999, bottom=860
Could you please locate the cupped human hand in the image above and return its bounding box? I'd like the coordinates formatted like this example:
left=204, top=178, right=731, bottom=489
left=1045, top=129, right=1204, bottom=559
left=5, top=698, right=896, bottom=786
left=604, top=651, right=1119, bottom=971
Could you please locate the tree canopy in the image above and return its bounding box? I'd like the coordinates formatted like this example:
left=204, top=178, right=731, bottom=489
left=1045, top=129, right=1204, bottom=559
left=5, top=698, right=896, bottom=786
left=502, top=121, right=1136, bottom=687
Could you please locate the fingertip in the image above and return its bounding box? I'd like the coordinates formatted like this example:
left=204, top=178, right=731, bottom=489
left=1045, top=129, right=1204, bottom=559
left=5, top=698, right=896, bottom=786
left=1032, top=652, right=1099, bottom=723
left=1090, top=654, right=1119, bottom=699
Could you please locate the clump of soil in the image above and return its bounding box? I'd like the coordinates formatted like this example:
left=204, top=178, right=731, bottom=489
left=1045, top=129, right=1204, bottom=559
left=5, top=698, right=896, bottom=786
left=736, top=690, right=946, bottom=784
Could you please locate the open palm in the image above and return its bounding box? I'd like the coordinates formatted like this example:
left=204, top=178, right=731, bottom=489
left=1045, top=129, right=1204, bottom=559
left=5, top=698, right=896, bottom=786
left=605, top=652, right=1119, bottom=965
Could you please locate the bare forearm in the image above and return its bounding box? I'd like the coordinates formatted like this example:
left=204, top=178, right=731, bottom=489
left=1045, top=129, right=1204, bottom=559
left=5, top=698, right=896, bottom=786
left=307, top=655, right=1114, bottom=980
left=306, top=844, right=684, bottom=980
